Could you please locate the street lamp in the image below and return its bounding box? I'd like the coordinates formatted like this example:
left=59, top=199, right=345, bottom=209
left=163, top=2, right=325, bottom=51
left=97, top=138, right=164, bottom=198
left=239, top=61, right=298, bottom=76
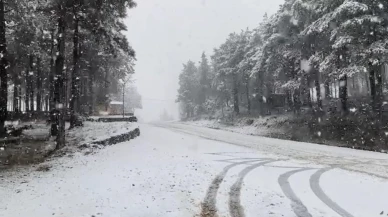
left=119, top=78, right=130, bottom=118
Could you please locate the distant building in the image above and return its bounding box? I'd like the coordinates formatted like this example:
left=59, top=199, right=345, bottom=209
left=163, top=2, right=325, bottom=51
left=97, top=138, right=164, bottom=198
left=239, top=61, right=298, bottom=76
left=108, top=101, right=124, bottom=115
left=97, top=100, right=135, bottom=116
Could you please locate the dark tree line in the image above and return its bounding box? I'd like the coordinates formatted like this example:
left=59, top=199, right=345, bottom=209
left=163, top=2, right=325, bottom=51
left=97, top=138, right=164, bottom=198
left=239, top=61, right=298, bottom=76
left=177, top=0, right=388, bottom=120
left=0, top=0, right=137, bottom=148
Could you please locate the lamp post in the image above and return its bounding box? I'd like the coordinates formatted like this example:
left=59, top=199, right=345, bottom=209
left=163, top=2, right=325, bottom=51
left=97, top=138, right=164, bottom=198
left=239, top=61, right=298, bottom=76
left=119, top=77, right=130, bottom=118
left=122, top=82, right=125, bottom=118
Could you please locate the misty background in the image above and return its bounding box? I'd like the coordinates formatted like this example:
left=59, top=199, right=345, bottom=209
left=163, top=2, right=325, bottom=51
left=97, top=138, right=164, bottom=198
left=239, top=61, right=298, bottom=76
left=124, top=0, right=284, bottom=122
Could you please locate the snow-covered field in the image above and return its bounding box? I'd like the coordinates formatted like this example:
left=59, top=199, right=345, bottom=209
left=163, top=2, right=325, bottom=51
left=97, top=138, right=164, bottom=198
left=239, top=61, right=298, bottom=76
left=0, top=123, right=387, bottom=217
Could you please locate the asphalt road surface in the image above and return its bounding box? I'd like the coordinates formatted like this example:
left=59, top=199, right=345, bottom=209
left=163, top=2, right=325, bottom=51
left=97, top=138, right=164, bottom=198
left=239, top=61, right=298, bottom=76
left=0, top=123, right=387, bottom=217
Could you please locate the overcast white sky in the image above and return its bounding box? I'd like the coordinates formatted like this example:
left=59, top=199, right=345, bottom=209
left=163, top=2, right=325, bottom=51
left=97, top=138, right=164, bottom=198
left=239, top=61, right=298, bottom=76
left=124, top=0, right=284, bottom=122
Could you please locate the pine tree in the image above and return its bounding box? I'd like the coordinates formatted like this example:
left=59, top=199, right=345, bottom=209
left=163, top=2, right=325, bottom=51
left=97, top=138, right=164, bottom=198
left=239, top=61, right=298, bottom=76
left=197, top=52, right=211, bottom=113
left=175, top=0, right=388, bottom=123
left=177, top=61, right=199, bottom=118
left=0, top=0, right=7, bottom=136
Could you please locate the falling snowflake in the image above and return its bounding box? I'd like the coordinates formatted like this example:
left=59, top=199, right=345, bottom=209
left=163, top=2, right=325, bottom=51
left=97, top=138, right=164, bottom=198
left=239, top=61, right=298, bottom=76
left=290, top=17, right=298, bottom=26
left=349, top=108, right=357, bottom=113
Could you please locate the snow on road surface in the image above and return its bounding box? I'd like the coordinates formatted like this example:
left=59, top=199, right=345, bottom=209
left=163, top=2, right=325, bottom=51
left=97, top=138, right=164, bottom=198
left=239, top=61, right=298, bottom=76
left=0, top=123, right=387, bottom=217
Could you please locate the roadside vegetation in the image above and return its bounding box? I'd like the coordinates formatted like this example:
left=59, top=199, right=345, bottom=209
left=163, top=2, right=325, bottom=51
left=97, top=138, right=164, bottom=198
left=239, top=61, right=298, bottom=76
left=0, top=0, right=138, bottom=149
left=177, top=0, right=388, bottom=150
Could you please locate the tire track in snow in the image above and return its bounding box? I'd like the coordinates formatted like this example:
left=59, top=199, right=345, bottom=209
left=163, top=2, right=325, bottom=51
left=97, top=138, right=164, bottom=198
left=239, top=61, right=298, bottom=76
left=200, top=159, right=267, bottom=217
left=228, top=160, right=277, bottom=217
left=310, top=168, right=354, bottom=217
left=278, top=168, right=314, bottom=217
left=215, top=158, right=271, bottom=164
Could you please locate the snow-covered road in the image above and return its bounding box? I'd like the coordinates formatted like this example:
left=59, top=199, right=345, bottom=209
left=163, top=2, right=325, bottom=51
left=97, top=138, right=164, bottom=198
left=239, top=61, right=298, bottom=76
left=1, top=123, right=388, bottom=217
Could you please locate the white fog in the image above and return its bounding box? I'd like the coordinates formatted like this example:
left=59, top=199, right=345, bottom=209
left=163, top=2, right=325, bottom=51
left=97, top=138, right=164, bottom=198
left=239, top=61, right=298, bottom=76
left=2, top=0, right=388, bottom=216
left=125, top=0, right=284, bottom=122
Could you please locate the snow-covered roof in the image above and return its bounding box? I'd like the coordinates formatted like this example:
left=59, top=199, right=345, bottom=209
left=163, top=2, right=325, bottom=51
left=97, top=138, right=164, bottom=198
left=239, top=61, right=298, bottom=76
left=110, top=101, right=123, bottom=105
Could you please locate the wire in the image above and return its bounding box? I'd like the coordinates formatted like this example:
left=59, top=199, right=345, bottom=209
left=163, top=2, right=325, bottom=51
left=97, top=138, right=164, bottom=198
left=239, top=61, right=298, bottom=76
left=142, top=98, right=176, bottom=102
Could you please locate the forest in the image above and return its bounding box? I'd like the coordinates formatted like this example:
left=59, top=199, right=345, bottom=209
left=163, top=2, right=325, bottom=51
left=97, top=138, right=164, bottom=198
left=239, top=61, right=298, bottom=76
left=178, top=0, right=388, bottom=118
left=0, top=0, right=137, bottom=146
left=177, top=0, right=388, bottom=148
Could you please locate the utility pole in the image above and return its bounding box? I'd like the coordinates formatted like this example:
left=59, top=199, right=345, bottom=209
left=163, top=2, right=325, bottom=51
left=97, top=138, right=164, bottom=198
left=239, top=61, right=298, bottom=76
left=122, top=83, right=125, bottom=118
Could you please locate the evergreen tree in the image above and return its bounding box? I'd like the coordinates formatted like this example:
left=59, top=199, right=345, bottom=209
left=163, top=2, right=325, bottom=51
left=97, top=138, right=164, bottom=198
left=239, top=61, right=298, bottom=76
left=177, top=0, right=388, bottom=121
left=0, top=0, right=138, bottom=144
left=0, top=0, right=6, bottom=136
left=197, top=52, right=211, bottom=113
left=177, top=61, right=198, bottom=118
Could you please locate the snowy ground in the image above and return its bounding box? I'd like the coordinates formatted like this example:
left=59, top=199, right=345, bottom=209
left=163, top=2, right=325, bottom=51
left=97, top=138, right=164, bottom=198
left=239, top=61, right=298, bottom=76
left=0, top=123, right=387, bottom=217
left=56, top=121, right=137, bottom=154
left=67, top=121, right=139, bottom=145
left=183, top=115, right=295, bottom=137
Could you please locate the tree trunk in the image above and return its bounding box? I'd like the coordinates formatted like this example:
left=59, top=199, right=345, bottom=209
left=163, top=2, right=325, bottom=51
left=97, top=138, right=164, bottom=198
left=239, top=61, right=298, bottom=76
left=257, top=71, right=265, bottom=115
left=314, top=69, right=323, bottom=111
left=232, top=73, right=239, bottom=114
left=45, top=95, right=49, bottom=112
left=376, top=65, right=383, bottom=116
left=88, top=66, right=94, bottom=115
left=28, top=55, right=34, bottom=112
left=286, top=90, right=293, bottom=111
left=36, top=57, right=42, bottom=112
left=306, top=88, right=312, bottom=108
left=0, top=0, right=7, bottom=136
left=13, top=84, right=18, bottom=112
left=339, top=75, right=348, bottom=113
left=25, top=63, right=30, bottom=113
left=70, top=7, right=80, bottom=129
left=64, top=64, right=69, bottom=110
left=13, top=73, right=19, bottom=113
left=245, top=80, right=251, bottom=114
left=104, top=69, right=109, bottom=111
left=369, top=64, right=377, bottom=112
left=305, top=76, right=313, bottom=108
left=18, top=94, right=21, bottom=113
left=51, top=5, right=66, bottom=149
left=324, top=79, right=330, bottom=100
left=294, top=88, right=301, bottom=114
left=49, top=29, right=55, bottom=111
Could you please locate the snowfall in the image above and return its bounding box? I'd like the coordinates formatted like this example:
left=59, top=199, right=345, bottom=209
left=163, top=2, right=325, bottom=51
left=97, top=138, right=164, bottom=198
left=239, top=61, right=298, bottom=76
left=0, top=122, right=388, bottom=217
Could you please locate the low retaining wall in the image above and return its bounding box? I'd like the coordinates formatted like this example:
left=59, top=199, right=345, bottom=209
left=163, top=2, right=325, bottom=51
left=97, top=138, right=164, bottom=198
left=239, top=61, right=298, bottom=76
left=87, top=117, right=138, bottom=122
left=93, top=128, right=140, bottom=146
left=1, top=128, right=141, bottom=167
